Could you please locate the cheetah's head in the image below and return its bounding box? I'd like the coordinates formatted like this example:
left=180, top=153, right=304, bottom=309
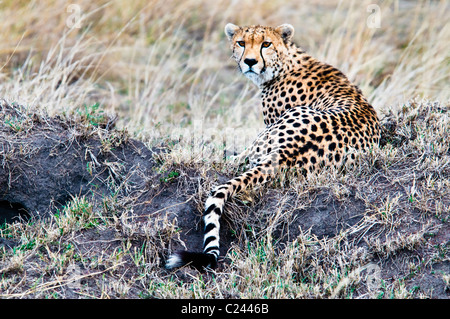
left=225, top=23, right=294, bottom=87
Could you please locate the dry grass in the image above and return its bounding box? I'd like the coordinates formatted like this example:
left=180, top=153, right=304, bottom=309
left=0, top=0, right=449, bottom=299
left=1, top=0, right=448, bottom=141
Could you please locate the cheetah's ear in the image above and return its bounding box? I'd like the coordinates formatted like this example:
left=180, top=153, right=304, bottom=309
left=225, top=23, right=240, bottom=41
left=275, top=24, right=294, bottom=43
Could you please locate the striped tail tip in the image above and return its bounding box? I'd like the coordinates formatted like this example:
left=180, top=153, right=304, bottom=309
left=165, top=251, right=217, bottom=270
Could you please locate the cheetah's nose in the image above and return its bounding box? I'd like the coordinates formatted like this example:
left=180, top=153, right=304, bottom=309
left=244, top=58, right=257, bottom=67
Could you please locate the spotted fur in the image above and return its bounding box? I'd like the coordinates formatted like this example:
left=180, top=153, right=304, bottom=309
left=165, top=23, right=380, bottom=270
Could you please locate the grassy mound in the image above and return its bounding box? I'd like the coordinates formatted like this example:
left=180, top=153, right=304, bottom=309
left=0, top=99, right=448, bottom=298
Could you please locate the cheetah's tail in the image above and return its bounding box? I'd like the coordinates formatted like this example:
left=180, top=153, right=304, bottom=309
left=165, top=251, right=217, bottom=270
left=165, top=195, right=224, bottom=270
left=165, top=163, right=274, bottom=270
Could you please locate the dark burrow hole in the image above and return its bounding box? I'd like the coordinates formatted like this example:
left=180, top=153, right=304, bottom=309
left=0, top=200, right=31, bottom=225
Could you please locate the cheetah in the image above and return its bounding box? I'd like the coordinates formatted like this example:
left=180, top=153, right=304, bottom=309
left=166, top=23, right=380, bottom=270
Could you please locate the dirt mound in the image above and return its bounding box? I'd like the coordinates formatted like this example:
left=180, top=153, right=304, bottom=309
left=0, top=102, right=156, bottom=221
left=0, top=100, right=448, bottom=298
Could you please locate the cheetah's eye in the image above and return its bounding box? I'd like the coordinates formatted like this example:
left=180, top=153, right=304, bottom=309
left=262, top=42, right=272, bottom=48
left=237, top=41, right=245, bottom=47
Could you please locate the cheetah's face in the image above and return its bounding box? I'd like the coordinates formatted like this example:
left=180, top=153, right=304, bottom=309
left=225, top=23, right=294, bottom=87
